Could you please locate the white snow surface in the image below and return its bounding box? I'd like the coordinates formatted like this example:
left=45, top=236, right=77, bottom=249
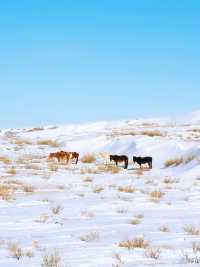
left=0, top=114, right=200, bottom=266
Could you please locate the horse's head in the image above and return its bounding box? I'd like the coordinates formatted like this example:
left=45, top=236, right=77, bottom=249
left=110, top=155, right=114, bottom=162
left=133, top=156, right=137, bottom=163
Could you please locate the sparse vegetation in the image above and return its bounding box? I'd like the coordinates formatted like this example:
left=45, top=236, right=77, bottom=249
left=149, top=190, right=164, bottom=200
left=129, top=218, right=141, bottom=225
left=8, top=243, right=23, bottom=260
left=145, top=247, right=161, bottom=259
left=41, top=251, right=61, bottom=267
left=81, top=153, right=96, bottom=163
left=80, top=231, right=99, bottom=242
left=51, top=205, right=62, bottom=215
left=93, top=185, right=104, bottom=193
left=184, top=225, right=200, bottom=235
left=0, top=155, right=11, bottom=164
left=98, top=164, right=120, bottom=173
left=159, top=226, right=170, bottom=232
left=164, top=154, right=197, bottom=168
left=7, top=166, right=17, bottom=175
left=118, top=186, right=135, bottom=193
left=119, top=237, right=149, bottom=249
left=37, top=139, right=61, bottom=147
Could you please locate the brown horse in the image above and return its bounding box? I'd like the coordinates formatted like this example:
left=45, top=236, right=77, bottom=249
left=49, top=151, right=70, bottom=163
left=110, top=155, right=128, bottom=169
left=69, top=152, right=79, bottom=164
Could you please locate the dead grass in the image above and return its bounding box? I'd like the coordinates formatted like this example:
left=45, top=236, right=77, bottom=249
left=6, top=166, right=17, bottom=176
left=164, top=155, right=196, bottom=168
left=0, top=156, right=11, bottom=164
left=149, top=190, right=165, bottom=200
left=93, top=186, right=104, bottom=193
left=0, top=185, right=13, bottom=200
left=83, top=176, right=93, bottom=182
left=41, top=251, right=61, bottom=267
left=193, top=242, right=200, bottom=254
left=51, top=205, right=62, bottom=215
left=8, top=243, right=23, bottom=260
left=184, top=225, right=200, bottom=235
left=80, top=231, right=99, bottom=242
left=140, top=130, right=165, bottom=137
left=118, top=186, right=136, bottom=193
left=23, top=185, right=35, bottom=193
left=80, top=167, right=98, bottom=175
left=81, top=153, right=96, bottom=163
left=119, top=236, right=149, bottom=249
left=159, top=226, right=170, bottom=232
left=145, top=247, right=161, bottom=259
left=11, top=137, right=33, bottom=146
left=163, top=177, right=178, bottom=184
left=129, top=218, right=141, bottom=225
left=97, top=164, right=120, bottom=174
left=37, top=139, right=61, bottom=147
left=27, top=127, right=44, bottom=132
left=48, top=163, right=59, bottom=172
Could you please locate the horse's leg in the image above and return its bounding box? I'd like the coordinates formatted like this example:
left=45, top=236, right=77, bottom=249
left=115, top=161, right=118, bottom=167
left=76, top=157, right=79, bottom=164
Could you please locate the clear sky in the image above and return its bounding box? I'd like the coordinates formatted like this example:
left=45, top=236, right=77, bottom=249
left=0, top=0, right=200, bottom=128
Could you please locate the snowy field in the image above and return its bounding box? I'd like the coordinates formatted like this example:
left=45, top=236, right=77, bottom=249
left=1, top=112, right=200, bottom=266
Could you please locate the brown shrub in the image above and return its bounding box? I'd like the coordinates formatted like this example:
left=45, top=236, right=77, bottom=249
left=37, top=139, right=60, bottom=147
left=0, top=156, right=11, bottom=164
left=119, top=237, right=149, bottom=249
left=81, top=153, right=96, bottom=163
left=118, top=186, right=135, bottom=193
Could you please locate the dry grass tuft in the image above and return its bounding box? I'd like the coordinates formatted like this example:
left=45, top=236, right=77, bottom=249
left=37, top=139, right=61, bottom=147
left=41, top=251, right=61, bottom=267
left=6, top=166, right=17, bottom=176
left=81, top=153, right=96, bottom=163
left=23, top=185, right=35, bottom=193
left=184, top=225, right=200, bottom=235
left=97, top=164, right=120, bottom=174
left=93, top=186, right=104, bottom=193
left=27, top=127, right=44, bottom=132
left=129, top=218, right=141, bottom=225
left=80, top=231, right=99, bottom=242
left=159, top=226, right=170, bottom=232
left=83, top=176, right=93, bottom=182
left=140, top=130, right=164, bottom=137
left=149, top=190, right=164, bottom=200
left=164, top=155, right=196, bottom=168
left=0, top=185, right=12, bottom=200
left=118, top=186, right=135, bottom=193
left=48, top=163, right=59, bottom=172
left=119, top=236, right=149, bottom=249
left=0, top=156, right=11, bottom=164
left=193, top=242, right=200, bottom=254
left=51, top=205, right=62, bottom=215
left=11, top=137, right=33, bottom=146
left=8, top=243, right=23, bottom=260
left=145, top=247, right=161, bottom=259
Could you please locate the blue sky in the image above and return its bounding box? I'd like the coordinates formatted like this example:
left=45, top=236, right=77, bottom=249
left=0, top=1, right=200, bottom=128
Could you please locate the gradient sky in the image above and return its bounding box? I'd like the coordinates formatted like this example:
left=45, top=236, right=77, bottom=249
left=0, top=0, right=200, bottom=128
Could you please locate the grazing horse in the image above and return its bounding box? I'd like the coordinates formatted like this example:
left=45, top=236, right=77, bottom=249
left=69, top=152, right=79, bottom=164
left=110, top=155, right=128, bottom=169
left=133, top=156, right=152, bottom=169
left=49, top=151, right=70, bottom=163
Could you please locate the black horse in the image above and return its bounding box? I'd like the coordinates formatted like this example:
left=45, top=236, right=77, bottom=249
left=133, top=156, right=152, bottom=169
left=110, top=155, right=128, bottom=169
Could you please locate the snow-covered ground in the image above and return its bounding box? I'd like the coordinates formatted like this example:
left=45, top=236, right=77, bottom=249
left=1, top=112, right=200, bottom=266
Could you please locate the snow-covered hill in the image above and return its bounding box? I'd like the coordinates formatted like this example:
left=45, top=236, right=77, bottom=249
left=0, top=113, right=200, bottom=266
